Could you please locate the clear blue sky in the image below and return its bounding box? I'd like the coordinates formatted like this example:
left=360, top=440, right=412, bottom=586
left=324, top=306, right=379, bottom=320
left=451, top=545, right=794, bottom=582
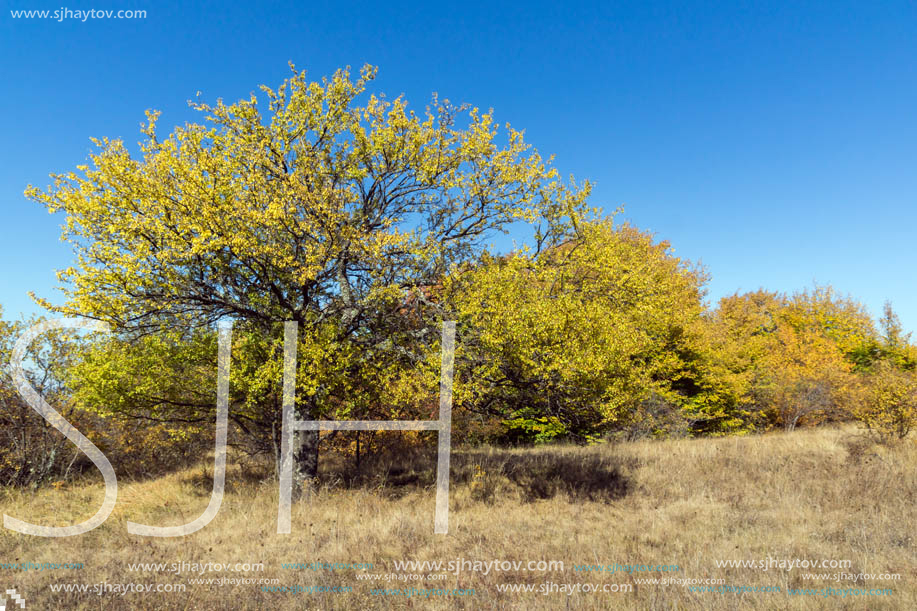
left=2, top=1, right=915, bottom=331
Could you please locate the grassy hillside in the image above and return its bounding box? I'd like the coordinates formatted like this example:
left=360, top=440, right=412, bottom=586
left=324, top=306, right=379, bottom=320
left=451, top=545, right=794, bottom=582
left=1, top=425, right=914, bottom=610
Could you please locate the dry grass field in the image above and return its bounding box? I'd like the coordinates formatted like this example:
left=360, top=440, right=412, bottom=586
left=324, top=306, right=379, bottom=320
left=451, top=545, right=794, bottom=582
left=1, top=425, right=914, bottom=610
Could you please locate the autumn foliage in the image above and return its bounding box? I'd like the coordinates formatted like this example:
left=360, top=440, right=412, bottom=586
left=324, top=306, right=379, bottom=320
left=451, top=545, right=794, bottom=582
left=4, top=65, right=916, bottom=487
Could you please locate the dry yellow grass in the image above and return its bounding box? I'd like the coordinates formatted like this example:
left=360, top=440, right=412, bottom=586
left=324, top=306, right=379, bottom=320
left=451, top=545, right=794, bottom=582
left=0, top=425, right=914, bottom=610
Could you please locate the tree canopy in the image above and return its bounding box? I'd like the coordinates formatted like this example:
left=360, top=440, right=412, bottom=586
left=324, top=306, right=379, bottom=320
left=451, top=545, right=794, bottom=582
left=27, top=64, right=587, bottom=332
left=448, top=218, right=711, bottom=442
left=26, top=64, right=591, bottom=485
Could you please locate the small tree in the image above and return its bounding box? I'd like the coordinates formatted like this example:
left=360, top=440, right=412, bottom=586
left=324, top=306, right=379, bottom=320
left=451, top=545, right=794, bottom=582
left=759, top=326, right=855, bottom=431
left=0, top=308, right=104, bottom=486
left=855, top=359, right=917, bottom=440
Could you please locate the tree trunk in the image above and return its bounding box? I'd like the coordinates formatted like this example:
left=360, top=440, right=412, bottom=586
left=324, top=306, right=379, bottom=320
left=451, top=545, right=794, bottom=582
left=355, top=431, right=361, bottom=472
left=290, top=428, right=319, bottom=499
left=288, top=393, right=320, bottom=500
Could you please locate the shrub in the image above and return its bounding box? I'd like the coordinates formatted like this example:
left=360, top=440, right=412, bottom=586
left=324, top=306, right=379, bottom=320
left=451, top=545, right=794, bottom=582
left=854, top=359, right=917, bottom=440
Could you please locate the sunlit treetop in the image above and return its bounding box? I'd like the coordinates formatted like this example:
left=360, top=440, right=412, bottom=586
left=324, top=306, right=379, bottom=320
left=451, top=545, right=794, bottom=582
left=26, top=64, right=593, bottom=332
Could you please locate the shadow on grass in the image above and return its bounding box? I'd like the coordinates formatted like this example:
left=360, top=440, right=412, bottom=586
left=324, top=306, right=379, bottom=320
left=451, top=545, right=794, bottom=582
left=180, top=462, right=276, bottom=497
left=177, top=438, right=632, bottom=505
left=322, top=443, right=632, bottom=504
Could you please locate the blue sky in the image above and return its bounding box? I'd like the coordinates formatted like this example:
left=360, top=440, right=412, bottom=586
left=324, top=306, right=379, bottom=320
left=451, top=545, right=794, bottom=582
left=1, top=1, right=916, bottom=331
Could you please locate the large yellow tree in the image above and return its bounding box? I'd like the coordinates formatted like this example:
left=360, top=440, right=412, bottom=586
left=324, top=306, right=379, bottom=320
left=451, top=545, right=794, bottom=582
left=26, top=64, right=589, bottom=490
